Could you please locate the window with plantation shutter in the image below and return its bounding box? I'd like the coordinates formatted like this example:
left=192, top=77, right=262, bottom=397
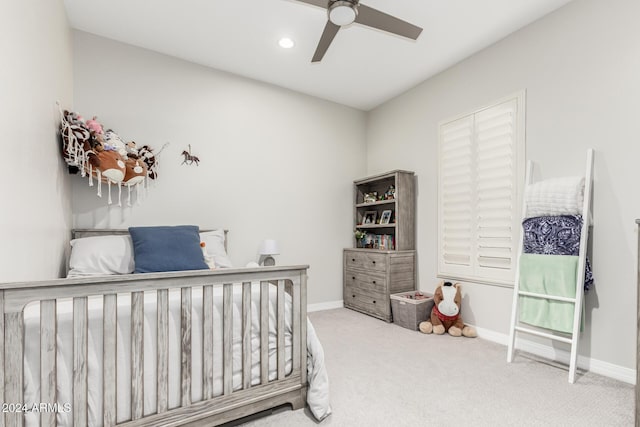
left=438, top=92, right=525, bottom=285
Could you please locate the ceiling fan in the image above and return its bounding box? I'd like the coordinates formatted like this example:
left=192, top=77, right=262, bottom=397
left=294, top=0, right=423, bottom=62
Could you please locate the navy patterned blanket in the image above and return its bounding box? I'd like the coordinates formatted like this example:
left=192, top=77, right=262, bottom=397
left=522, top=215, right=594, bottom=291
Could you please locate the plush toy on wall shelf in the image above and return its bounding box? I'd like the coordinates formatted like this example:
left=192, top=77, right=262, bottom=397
left=94, top=150, right=126, bottom=183
left=58, top=103, right=167, bottom=207
left=419, top=281, right=477, bottom=338
left=123, top=158, right=147, bottom=185
left=103, top=129, right=129, bottom=157
left=121, top=141, right=148, bottom=186
left=85, top=116, right=104, bottom=135
left=60, top=111, right=94, bottom=174
left=138, top=144, right=166, bottom=180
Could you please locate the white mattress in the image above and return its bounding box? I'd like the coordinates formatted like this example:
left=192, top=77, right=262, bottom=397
left=23, top=283, right=331, bottom=426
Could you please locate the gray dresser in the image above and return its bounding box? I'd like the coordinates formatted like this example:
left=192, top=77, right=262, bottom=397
left=343, top=248, right=415, bottom=322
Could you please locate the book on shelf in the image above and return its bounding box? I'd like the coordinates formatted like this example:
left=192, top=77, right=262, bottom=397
left=364, top=233, right=395, bottom=250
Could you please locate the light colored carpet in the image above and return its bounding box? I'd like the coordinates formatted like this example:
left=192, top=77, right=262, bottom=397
left=242, top=308, right=633, bottom=427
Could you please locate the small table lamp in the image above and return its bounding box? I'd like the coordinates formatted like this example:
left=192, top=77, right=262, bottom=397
left=258, top=239, right=279, bottom=266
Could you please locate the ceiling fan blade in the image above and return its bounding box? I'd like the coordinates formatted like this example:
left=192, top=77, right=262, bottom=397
left=355, top=4, right=423, bottom=40
left=293, top=0, right=328, bottom=8
left=312, top=21, right=340, bottom=62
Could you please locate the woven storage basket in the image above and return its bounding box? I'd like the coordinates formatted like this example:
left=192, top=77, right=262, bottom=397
left=390, top=291, right=434, bottom=330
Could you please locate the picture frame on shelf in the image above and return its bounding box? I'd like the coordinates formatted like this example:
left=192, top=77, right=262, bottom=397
left=364, top=233, right=376, bottom=248
left=363, top=211, right=377, bottom=225
left=380, top=210, right=392, bottom=225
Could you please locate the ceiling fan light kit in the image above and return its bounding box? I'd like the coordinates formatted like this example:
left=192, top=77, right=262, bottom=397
left=329, top=1, right=358, bottom=26
left=296, top=0, right=423, bottom=63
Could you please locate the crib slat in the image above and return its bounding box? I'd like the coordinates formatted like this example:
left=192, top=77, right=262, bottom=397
left=103, top=294, right=117, bottom=427
left=260, top=281, right=269, bottom=384
left=131, top=292, right=144, bottom=420
left=292, top=280, right=301, bottom=376
left=181, top=288, right=192, bottom=406
left=73, top=297, right=88, bottom=427
left=4, top=312, right=23, bottom=427
left=40, top=300, right=57, bottom=427
left=242, top=281, right=252, bottom=390
left=223, top=283, right=233, bottom=395
left=157, top=289, right=169, bottom=414
left=277, top=281, right=285, bottom=380
left=203, top=285, right=214, bottom=400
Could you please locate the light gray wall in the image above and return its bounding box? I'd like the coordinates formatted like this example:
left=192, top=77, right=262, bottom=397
left=71, top=31, right=367, bottom=305
left=367, top=0, right=640, bottom=370
left=0, top=0, right=73, bottom=282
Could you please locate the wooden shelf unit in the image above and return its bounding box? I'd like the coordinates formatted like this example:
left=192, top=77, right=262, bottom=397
left=353, top=170, right=415, bottom=251
left=344, top=170, right=417, bottom=322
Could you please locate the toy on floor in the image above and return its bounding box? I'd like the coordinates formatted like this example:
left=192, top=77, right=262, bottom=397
left=419, top=281, right=477, bottom=338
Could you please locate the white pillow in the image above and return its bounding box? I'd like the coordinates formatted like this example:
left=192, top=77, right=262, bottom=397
left=68, top=235, right=135, bottom=277
left=199, top=230, right=233, bottom=268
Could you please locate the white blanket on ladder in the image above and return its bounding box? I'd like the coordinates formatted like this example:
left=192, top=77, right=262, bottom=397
left=524, top=176, right=584, bottom=218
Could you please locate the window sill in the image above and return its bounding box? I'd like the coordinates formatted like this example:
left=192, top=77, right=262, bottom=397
left=436, top=273, right=514, bottom=289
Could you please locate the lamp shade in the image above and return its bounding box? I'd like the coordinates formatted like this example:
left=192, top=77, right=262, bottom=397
left=259, top=239, right=280, bottom=255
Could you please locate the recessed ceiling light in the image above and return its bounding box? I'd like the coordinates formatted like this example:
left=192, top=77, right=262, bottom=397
left=278, top=37, right=295, bottom=49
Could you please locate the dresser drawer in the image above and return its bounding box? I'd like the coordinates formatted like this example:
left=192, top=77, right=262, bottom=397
left=344, top=269, right=386, bottom=293
left=344, top=251, right=387, bottom=272
left=344, top=285, right=388, bottom=317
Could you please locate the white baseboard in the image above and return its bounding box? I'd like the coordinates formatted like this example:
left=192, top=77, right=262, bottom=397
left=474, top=326, right=636, bottom=384
left=307, top=300, right=343, bottom=313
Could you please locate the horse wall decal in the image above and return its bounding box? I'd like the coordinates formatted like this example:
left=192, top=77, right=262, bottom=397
left=181, top=144, right=200, bottom=166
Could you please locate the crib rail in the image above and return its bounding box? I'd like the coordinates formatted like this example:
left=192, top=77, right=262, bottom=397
left=0, top=266, right=308, bottom=427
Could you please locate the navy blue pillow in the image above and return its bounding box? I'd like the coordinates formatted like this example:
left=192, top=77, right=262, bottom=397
left=128, top=225, right=209, bottom=273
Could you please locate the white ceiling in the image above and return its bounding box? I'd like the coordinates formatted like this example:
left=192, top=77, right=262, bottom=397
left=64, top=0, right=572, bottom=111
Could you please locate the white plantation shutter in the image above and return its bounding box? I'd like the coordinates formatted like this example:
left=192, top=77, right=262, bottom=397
left=475, top=99, right=517, bottom=276
left=440, top=116, right=474, bottom=271
left=438, top=94, right=524, bottom=284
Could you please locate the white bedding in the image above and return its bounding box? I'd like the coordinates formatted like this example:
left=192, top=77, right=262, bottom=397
left=22, top=283, right=331, bottom=426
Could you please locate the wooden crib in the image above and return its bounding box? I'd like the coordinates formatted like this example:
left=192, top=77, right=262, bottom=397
left=0, top=232, right=308, bottom=427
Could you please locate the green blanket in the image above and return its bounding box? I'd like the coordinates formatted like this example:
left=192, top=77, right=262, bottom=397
left=518, top=254, right=582, bottom=334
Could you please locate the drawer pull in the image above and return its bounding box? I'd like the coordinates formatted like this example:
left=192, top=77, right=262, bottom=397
left=372, top=280, right=376, bottom=284
left=352, top=277, right=356, bottom=280
left=352, top=258, right=356, bottom=262
left=352, top=294, right=356, bottom=298
left=373, top=300, right=376, bottom=304
left=372, top=261, right=376, bottom=265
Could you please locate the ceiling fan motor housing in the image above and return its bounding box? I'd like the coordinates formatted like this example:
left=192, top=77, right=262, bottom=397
left=303, top=0, right=422, bottom=63
left=328, top=0, right=358, bottom=26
